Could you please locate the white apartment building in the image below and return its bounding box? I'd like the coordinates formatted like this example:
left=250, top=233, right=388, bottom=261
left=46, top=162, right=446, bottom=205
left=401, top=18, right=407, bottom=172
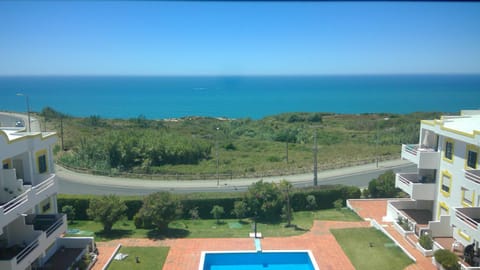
left=387, top=110, right=480, bottom=268
left=0, top=126, right=94, bottom=270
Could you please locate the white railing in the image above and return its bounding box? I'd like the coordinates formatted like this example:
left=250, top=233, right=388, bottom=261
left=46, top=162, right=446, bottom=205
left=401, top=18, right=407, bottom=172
left=404, top=144, right=418, bottom=156
left=16, top=238, right=40, bottom=263
left=33, top=174, right=55, bottom=195
left=456, top=210, right=479, bottom=230
left=466, top=170, right=480, bottom=185
left=0, top=192, right=29, bottom=214
left=397, top=174, right=412, bottom=186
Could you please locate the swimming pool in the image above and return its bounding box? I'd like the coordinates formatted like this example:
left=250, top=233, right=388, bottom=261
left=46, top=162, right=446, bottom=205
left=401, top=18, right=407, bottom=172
left=199, top=250, right=319, bottom=270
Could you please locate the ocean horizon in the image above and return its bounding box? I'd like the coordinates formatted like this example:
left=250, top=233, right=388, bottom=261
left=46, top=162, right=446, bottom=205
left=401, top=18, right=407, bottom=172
left=1, top=74, right=479, bottom=119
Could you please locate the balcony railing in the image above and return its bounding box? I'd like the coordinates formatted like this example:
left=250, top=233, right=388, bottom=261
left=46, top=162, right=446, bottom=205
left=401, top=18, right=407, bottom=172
left=455, top=209, right=480, bottom=230
left=0, top=174, right=57, bottom=228
left=0, top=192, right=29, bottom=215
left=466, top=170, right=480, bottom=185
left=16, top=238, right=39, bottom=264
left=28, top=214, right=66, bottom=237
left=396, top=173, right=436, bottom=200
left=401, top=144, right=440, bottom=169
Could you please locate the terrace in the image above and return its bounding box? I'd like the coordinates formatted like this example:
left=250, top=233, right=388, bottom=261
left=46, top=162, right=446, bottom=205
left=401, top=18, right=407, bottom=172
left=401, top=144, right=440, bottom=169
left=452, top=208, right=480, bottom=245
left=0, top=214, right=66, bottom=270
left=395, top=173, right=436, bottom=200
left=0, top=174, right=58, bottom=229
left=465, top=169, right=480, bottom=188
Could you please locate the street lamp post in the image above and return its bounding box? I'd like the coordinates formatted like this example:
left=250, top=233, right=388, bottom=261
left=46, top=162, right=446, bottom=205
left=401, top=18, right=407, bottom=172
left=16, top=93, right=31, bottom=132
left=376, top=117, right=390, bottom=168
left=216, top=127, right=220, bottom=186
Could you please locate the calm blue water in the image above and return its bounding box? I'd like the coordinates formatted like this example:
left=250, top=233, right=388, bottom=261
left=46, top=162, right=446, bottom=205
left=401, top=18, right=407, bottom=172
left=203, top=252, right=315, bottom=270
left=1, top=75, right=479, bottom=119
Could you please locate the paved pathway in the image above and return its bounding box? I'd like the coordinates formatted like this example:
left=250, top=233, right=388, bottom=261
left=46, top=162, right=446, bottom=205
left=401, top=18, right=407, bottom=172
left=93, top=220, right=370, bottom=270
left=92, top=200, right=439, bottom=270
left=348, top=199, right=436, bottom=270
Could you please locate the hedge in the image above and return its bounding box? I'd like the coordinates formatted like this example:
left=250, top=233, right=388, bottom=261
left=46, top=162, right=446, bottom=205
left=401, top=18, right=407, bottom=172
left=57, top=184, right=361, bottom=221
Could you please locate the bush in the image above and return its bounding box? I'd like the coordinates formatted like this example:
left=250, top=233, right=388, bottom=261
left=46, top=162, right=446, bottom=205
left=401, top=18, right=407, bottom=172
left=434, top=249, right=460, bottom=270
left=136, top=192, right=183, bottom=231
left=334, top=199, right=343, bottom=210
left=61, top=205, right=76, bottom=223
left=87, top=195, right=127, bottom=233
left=232, top=200, right=248, bottom=220
left=419, top=234, right=433, bottom=250
left=305, top=195, right=317, bottom=210
left=210, top=205, right=225, bottom=224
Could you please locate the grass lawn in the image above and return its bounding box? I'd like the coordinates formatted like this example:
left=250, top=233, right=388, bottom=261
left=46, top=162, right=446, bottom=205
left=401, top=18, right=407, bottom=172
left=107, top=247, right=169, bottom=270
left=331, top=227, right=413, bottom=270
left=66, top=208, right=362, bottom=241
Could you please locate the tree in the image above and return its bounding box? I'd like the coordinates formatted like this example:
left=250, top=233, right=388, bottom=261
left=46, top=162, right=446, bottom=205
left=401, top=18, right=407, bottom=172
left=136, top=192, right=182, bottom=231
left=210, top=205, right=225, bottom=224
left=367, top=170, right=398, bottom=198
left=334, top=199, right=343, bottom=211
left=61, top=205, right=76, bottom=224
left=245, top=180, right=283, bottom=221
left=232, top=200, right=248, bottom=221
left=279, top=180, right=293, bottom=227
left=306, top=195, right=317, bottom=210
left=87, top=195, right=127, bottom=233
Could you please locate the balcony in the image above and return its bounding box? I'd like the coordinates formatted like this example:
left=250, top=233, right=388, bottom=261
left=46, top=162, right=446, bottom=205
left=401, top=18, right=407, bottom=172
left=465, top=169, right=480, bottom=185
left=0, top=214, right=66, bottom=270
left=395, top=173, right=436, bottom=200
left=452, top=208, right=480, bottom=246
left=401, top=144, right=440, bottom=169
left=0, top=174, right=58, bottom=229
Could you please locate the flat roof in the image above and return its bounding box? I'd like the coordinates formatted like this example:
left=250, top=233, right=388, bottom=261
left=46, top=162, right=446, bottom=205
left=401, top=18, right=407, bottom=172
left=0, top=128, right=56, bottom=141
left=442, top=115, right=480, bottom=135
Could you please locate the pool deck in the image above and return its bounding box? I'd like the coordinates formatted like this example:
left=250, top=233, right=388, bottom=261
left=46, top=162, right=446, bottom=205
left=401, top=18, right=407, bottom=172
left=92, top=199, right=436, bottom=270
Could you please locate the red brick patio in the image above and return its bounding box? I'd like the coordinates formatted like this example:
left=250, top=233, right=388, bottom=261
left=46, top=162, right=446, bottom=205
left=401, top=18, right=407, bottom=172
left=92, top=199, right=437, bottom=270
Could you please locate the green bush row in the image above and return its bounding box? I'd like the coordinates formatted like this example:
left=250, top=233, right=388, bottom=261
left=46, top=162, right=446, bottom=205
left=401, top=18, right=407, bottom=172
left=58, top=184, right=360, bottom=221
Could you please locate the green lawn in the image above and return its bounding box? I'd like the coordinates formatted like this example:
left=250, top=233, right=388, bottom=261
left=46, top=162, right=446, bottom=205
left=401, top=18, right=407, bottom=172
left=107, top=247, right=169, bottom=270
left=66, top=208, right=362, bottom=241
left=331, top=227, right=413, bottom=270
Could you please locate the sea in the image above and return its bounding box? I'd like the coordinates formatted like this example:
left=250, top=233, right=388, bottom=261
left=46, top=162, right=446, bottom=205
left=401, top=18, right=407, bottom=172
left=1, top=75, right=479, bottom=119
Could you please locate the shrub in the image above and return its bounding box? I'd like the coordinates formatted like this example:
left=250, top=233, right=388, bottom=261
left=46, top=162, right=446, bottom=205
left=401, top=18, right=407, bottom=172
left=87, top=195, right=127, bottom=233
left=333, top=199, right=343, bottom=211
left=397, top=217, right=411, bottom=231
left=305, top=195, right=317, bottom=210
left=210, top=205, right=225, bottom=224
left=61, top=205, right=76, bottom=223
left=136, top=192, right=183, bottom=231
left=434, top=249, right=460, bottom=270
left=189, top=207, right=200, bottom=220
left=232, top=200, right=248, bottom=220
left=419, top=234, right=433, bottom=250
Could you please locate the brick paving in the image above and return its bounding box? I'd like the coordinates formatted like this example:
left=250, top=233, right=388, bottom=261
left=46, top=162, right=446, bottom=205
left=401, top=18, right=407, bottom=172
left=92, top=199, right=438, bottom=270
left=348, top=199, right=436, bottom=270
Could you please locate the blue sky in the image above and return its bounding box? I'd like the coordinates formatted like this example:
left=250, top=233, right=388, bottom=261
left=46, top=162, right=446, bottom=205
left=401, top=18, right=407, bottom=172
left=1, top=2, right=479, bottom=75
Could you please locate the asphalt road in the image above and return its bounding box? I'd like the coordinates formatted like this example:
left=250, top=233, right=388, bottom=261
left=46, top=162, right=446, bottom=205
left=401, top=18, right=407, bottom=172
left=57, top=160, right=416, bottom=195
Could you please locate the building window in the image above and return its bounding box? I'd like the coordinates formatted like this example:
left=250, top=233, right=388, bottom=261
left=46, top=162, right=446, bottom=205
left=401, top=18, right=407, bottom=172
left=444, top=139, right=454, bottom=162
left=2, top=159, right=11, bottom=169
left=440, top=171, right=452, bottom=197
left=36, top=150, right=48, bottom=174
left=438, top=202, right=449, bottom=219
left=466, top=145, right=478, bottom=169
left=462, top=188, right=475, bottom=207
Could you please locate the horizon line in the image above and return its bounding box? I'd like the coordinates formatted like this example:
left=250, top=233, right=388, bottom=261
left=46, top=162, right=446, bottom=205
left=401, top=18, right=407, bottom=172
left=2, top=72, right=480, bottom=77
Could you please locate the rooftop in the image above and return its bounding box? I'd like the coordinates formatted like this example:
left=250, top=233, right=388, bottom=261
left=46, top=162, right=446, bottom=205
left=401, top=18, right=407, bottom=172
left=0, top=128, right=56, bottom=142
left=423, top=110, right=480, bottom=136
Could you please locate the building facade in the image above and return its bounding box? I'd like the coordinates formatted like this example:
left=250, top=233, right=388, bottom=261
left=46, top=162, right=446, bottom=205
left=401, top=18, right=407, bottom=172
left=387, top=110, right=480, bottom=267
left=0, top=126, right=93, bottom=270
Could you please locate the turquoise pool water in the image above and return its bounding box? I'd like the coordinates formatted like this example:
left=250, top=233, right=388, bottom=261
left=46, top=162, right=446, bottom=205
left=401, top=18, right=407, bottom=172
left=201, top=251, right=318, bottom=270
